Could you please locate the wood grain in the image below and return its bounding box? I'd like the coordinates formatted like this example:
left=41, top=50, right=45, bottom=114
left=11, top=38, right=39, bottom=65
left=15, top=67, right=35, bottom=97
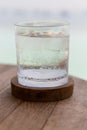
left=0, top=65, right=87, bottom=130
left=0, top=102, right=57, bottom=130
left=0, top=65, right=56, bottom=130
left=42, top=77, right=87, bottom=130
left=0, top=64, right=13, bottom=73
left=0, top=65, right=22, bottom=124
left=42, top=101, right=87, bottom=130
left=0, top=88, right=21, bottom=123
left=0, top=66, right=17, bottom=92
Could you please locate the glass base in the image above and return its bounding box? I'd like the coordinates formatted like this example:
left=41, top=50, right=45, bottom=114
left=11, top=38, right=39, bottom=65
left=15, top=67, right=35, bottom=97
left=18, top=76, right=68, bottom=87
left=18, top=68, right=68, bottom=87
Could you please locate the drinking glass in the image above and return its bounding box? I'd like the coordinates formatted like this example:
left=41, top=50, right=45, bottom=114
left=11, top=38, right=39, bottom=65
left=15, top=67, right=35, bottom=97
left=15, top=21, right=69, bottom=87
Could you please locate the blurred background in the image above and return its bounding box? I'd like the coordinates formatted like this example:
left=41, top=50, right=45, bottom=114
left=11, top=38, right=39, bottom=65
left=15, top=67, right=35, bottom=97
left=0, top=0, right=87, bottom=80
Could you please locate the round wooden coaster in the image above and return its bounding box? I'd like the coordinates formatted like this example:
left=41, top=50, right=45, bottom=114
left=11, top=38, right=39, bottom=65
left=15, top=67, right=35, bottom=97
left=11, top=76, right=74, bottom=102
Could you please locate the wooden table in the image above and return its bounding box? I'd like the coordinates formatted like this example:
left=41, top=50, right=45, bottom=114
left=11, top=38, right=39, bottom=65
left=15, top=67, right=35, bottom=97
left=0, top=65, right=87, bottom=130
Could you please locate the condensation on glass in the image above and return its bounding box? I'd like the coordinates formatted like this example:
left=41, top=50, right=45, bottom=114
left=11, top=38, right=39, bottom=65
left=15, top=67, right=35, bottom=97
left=15, top=21, right=69, bottom=87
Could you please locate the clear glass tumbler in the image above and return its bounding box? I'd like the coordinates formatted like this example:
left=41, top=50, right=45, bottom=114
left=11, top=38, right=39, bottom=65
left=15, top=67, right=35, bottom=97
left=15, top=21, right=69, bottom=87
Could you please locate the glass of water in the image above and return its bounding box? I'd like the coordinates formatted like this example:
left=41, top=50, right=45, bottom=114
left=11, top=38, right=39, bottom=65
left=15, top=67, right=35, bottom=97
left=15, top=21, right=69, bottom=87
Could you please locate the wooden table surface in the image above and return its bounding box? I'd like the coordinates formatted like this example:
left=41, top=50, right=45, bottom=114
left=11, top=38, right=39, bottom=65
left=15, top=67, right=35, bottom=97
left=0, top=65, right=87, bottom=130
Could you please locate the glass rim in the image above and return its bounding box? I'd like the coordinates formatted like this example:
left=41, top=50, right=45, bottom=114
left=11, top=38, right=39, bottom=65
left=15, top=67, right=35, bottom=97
left=15, top=20, right=69, bottom=27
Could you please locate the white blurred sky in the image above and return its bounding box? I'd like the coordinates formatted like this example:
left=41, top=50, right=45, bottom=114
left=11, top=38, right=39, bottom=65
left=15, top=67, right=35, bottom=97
left=0, top=0, right=87, bottom=12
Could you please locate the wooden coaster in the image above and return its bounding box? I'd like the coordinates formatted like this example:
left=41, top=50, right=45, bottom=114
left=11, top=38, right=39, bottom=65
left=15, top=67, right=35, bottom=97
left=11, top=76, right=74, bottom=102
